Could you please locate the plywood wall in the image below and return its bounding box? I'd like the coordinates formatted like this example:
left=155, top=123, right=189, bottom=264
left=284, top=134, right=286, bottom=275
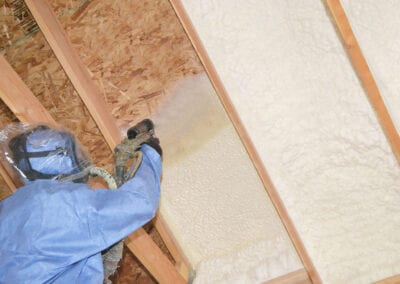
left=1, top=0, right=203, bottom=151
left=0, top=0, right=203, bottom=282
left=0, top=0, right=202, bottom=191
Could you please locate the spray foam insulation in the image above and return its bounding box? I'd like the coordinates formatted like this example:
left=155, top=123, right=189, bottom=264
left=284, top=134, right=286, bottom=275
left=180, top=0, right=400, bottom=283
left=153, top=74, right=302, bottom=283
left=341, top=0, right=400, bottom=135
left=0, top=0, right=303, bottom=282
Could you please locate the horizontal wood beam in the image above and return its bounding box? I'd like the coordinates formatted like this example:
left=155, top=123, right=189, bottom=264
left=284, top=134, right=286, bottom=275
left=326, top=0, right=400, bottom=164
left=168, top=0, right=321, bottom=283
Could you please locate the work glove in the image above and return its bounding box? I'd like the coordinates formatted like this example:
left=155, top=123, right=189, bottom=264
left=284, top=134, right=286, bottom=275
left=143, top=137, right=162, bottom=157
left=127, top=119, right=162, bottom=157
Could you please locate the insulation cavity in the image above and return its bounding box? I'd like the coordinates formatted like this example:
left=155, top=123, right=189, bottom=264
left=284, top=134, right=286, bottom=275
left=152, top=73, right=302, bottom=283
left=180, top=0, right=400, bottom=283
left=340, top=0, right=400, bottom=135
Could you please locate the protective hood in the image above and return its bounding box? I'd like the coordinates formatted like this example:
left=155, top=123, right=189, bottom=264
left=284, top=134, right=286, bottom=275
left=0, top=123, right=91, bottom=183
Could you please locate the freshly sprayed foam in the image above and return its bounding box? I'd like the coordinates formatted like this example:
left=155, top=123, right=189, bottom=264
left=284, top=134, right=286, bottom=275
left=152, top=73, right=302, bottom=283
left=179, top=1, right=400, bottom=282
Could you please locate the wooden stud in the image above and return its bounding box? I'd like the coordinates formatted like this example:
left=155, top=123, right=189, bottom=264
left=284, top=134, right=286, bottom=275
left=264, top=269, right=312, bottom=284
left=168, top=1, right=322, bottom=283
left=0, top=55, right=56, bottom=125
left=0, top=54, right=51, bottom=192
left=153, top=214, right=191, bottom=280
left=326, top=0, right=400, bottom=164
left=0, top=162, right=18, bottom=194
left=0, top=120, right=20, bottom=195
left=325, top=3, right=400, bottom=281
left=125, top=229, right=186, bottom=284
left=24, top=0, right=120, bottom=150
left=23, top=0, right=189, bottom=280
left=375, top=274, right=400, bottom=284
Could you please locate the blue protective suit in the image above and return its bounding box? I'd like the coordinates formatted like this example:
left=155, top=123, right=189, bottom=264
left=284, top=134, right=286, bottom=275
left=0, top=145, right=161, bottom=284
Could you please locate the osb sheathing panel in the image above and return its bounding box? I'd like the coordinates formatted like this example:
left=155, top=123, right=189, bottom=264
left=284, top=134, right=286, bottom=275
left=0, top=0, right=203, bottom=282
left=0, top=0, right=202, bottom=170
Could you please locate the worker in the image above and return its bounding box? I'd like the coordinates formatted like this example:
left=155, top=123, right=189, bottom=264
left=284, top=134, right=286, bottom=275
left=0, top=121, right=162, bottom=283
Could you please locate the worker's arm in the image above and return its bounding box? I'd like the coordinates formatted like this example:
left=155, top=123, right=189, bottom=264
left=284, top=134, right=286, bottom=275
left=0, top=145, right=161, bottom=281
left=17, top=144, right=161, bottom=263
left=73, top=144, right=162, bottom=248
left=82, top=144, right=162, bottom=246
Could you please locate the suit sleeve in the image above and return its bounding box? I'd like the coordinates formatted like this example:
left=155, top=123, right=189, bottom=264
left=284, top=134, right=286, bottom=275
left=78, top=144, right=162, bottom=247
left=30, top=144, right=162, bottom=262
left=0, top=145, right=161, bottom=280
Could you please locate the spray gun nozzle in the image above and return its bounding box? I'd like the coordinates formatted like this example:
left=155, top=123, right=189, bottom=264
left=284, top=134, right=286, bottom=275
left=127, top=119, right=154, bottom=140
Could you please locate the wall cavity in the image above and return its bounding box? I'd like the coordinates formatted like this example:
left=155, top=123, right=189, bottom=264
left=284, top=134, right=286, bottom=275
left=153, top=74, right=302, bottom=283
left=179, top=1, right=400, bottom=283
left=341, top=1, right=400, bottom=135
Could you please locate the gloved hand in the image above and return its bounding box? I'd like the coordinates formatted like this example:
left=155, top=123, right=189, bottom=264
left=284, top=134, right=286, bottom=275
left=127, top=119, right=162, bottom=157
left=143, top=137, right=162, bottom=157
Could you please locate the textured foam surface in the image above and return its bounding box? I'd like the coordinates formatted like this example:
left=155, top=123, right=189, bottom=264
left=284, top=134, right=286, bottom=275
left=153, top=74, right=302, bottom=283
left=341, top=1, right=400, bottom=134
left=180, top=1, right=400, bottom=283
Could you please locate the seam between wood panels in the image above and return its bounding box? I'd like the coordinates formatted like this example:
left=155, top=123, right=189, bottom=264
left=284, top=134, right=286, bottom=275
left=168, top=0, right=322, bottom=283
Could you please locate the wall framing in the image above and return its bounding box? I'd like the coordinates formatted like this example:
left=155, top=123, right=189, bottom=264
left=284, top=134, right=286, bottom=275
left=169, top=0, right=400, bottom=283
left=0, top=1, right=187, bottom=282
left=1, top=0, right=398, bottom=282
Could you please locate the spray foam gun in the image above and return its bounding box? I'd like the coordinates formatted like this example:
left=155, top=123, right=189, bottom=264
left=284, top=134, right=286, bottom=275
left=87, top=119, right=155, bottom=189
left=113, top=119, right=155, bottom=186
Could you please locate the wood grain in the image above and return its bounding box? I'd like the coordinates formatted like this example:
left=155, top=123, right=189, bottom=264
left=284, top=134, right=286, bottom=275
left=125, top=229, right=186, bottom=284
left=375, top=274, right=400, bottom=284
left=265, top=269, right=312, bottom=284
left=0, top=54, right=56, bottom=125
left=24, top=0, right=120, bottom=149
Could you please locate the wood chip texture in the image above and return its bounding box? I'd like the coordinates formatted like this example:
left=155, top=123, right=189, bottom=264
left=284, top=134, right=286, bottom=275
left=0, top=0, right=203, bottom=282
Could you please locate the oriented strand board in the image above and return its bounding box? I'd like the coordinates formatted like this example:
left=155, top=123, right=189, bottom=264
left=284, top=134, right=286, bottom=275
left=0, top=0, right=203, bottom=282
left=1, top=0, right=203, bottom=169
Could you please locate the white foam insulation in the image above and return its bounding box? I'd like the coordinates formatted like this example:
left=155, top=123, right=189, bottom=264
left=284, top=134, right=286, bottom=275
left=341, top=0, right=400, bottom=135
left=178, top=0, right=400, bottom=283
left=153, top=74, right=303, bottom=283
